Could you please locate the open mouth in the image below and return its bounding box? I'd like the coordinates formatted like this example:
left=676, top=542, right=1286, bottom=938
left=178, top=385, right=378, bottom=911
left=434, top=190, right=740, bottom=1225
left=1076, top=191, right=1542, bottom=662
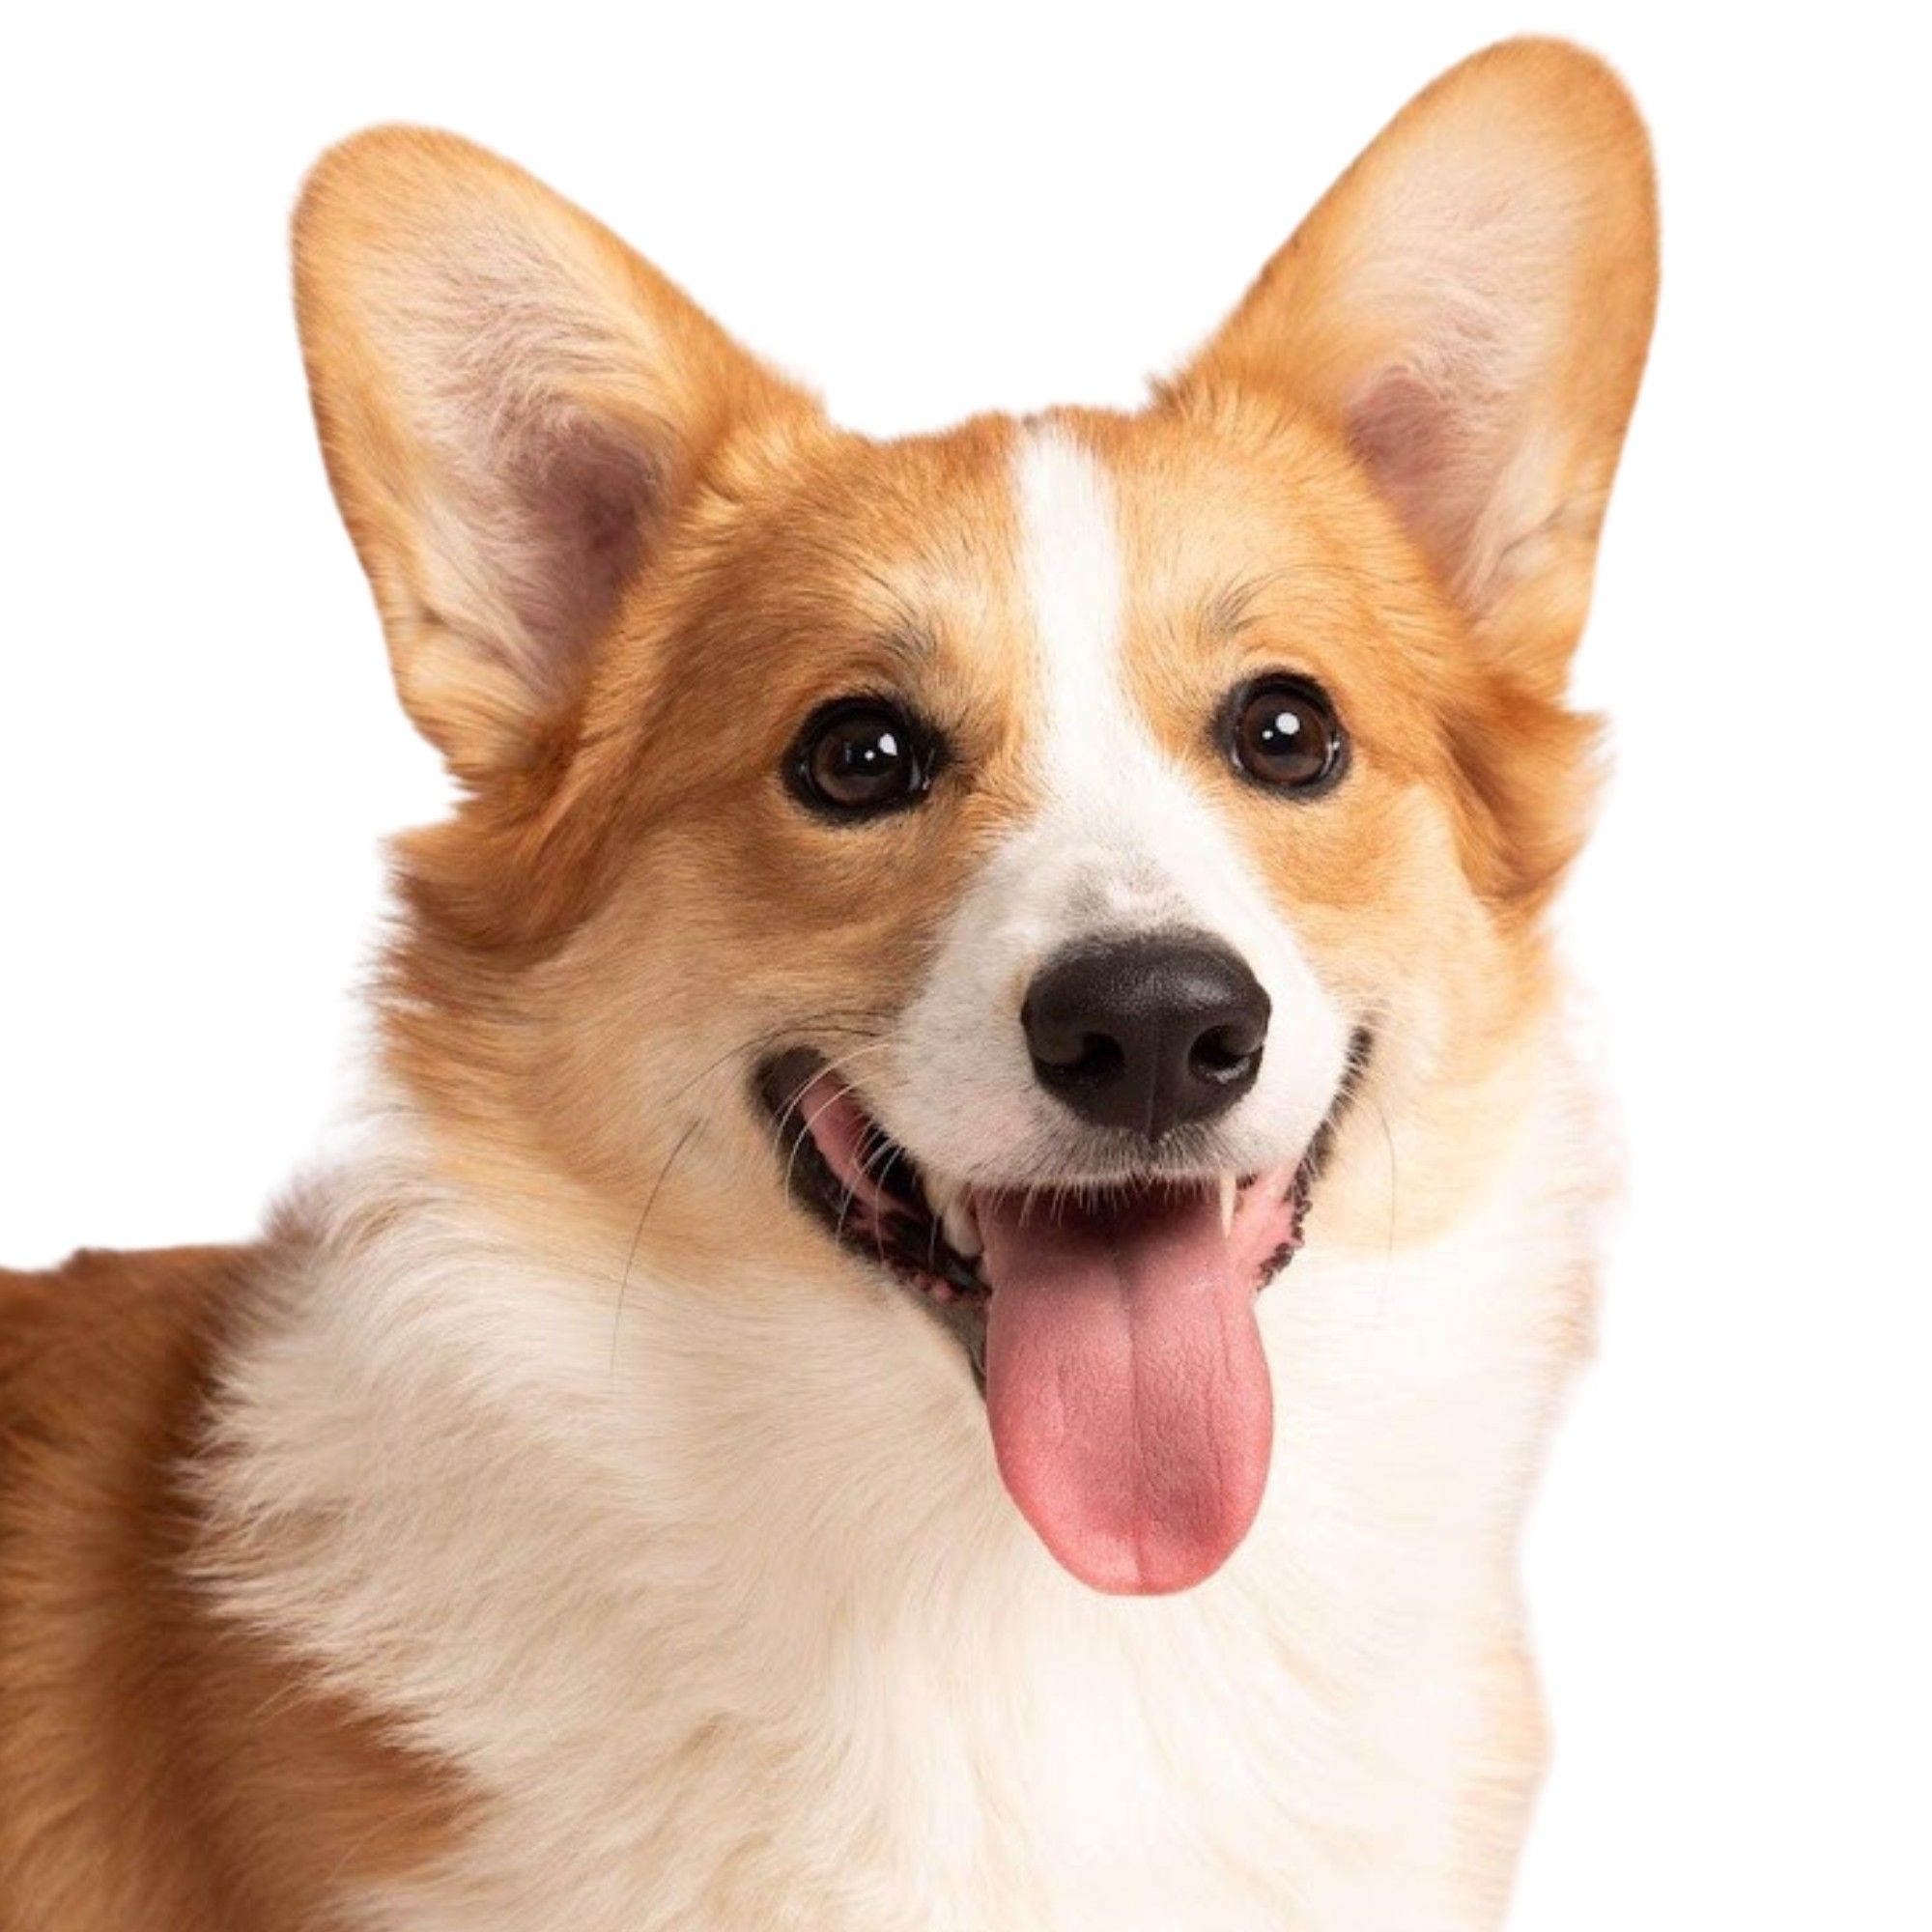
left=758, top=1036, right=1367, bottom=1596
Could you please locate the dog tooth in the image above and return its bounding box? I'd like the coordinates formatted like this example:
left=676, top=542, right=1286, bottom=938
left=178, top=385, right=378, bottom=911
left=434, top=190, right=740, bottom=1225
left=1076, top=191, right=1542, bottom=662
left=942, top=1193, right=982, bottom=1260
left=1218, top=1173, right=1237, bottom=1237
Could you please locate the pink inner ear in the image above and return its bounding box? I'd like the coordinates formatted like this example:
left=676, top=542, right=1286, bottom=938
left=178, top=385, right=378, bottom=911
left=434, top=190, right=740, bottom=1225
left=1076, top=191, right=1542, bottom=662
left=496, top=412, right=663, bottom=701
left=1350, top=365, right=1456, bottom=500
left=1346, top=362, right=1494, bottom=602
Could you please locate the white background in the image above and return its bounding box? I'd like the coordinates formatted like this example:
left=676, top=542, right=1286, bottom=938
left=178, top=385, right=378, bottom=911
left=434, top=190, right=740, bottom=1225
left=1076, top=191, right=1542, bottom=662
left=3, top=5, right=1927, bottom=1924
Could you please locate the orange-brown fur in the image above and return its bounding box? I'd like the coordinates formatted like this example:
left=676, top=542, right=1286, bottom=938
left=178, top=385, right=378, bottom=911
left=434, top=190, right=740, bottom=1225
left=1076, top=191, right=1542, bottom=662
left=0, top=1248, right=462, bottom=1930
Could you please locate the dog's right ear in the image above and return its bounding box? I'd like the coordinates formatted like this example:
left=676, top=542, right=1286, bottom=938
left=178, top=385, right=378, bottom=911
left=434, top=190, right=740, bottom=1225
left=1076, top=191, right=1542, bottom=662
left=295, top=128, right=810, bottom=782
left=1171, top=40, right=1657, bottom=702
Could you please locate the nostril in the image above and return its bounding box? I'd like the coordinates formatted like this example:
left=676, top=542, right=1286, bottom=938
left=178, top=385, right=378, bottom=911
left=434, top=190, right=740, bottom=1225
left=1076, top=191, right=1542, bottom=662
left=1189, top=1022, right=1260, bottom=1085
left=1032, top=1031, right=1125, bottom=1090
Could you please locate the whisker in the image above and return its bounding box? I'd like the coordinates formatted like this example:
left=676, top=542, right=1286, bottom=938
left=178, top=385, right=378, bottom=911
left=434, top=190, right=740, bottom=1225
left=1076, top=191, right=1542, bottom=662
left=831, top=1122, right=906, bottom=1264
left=609, top=1118, right=702, bottom=1370
left=604, top=1009, right=894, bottom=1369
left=1367, top=1090, right=1399, bottom=1321
left=773, top=1039, right=899, bottom=1201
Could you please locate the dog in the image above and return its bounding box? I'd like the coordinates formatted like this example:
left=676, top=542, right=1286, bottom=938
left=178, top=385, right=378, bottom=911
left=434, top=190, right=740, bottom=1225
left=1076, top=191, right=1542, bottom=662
left=0, top=37, right=1656, bottom=1932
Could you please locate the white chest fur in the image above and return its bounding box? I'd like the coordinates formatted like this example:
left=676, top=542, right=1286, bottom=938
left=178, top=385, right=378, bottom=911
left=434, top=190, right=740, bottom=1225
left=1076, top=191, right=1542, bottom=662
left=209, top=1067, right=1601, bottom=1932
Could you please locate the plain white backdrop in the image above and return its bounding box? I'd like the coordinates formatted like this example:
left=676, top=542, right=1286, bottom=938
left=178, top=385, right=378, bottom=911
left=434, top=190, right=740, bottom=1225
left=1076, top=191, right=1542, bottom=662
left=3, top=3, right=1927, bottom=1924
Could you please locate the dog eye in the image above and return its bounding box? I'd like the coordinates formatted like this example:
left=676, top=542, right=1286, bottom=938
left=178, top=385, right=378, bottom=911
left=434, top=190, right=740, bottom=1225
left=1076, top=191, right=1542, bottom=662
left=1226, top=675, right=1347, bottom=794
left=790, top=699, right=932, bottom=817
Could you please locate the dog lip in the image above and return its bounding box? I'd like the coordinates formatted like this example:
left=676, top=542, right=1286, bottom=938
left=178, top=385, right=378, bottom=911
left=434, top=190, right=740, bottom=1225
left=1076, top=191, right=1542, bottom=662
left=757, top=1047, right=991, bottom=1343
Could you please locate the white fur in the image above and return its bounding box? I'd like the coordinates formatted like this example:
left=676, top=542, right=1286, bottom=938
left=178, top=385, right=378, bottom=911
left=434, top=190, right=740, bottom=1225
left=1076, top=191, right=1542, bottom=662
left=204, top=1027, right=1602, bottom=1931
left=877, top=422, right=1351, bottom=1189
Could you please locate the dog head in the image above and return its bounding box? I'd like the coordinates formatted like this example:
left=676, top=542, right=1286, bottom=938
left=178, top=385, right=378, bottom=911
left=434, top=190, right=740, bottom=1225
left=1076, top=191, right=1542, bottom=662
left=295, top=39, right=1655, bottom=1595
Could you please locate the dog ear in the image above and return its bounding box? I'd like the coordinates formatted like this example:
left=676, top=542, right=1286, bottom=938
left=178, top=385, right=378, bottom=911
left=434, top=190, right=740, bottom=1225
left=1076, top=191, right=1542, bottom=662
left=1173, top=39, right=1658, bottom=696
left=295, top=128, right=810, bottom=781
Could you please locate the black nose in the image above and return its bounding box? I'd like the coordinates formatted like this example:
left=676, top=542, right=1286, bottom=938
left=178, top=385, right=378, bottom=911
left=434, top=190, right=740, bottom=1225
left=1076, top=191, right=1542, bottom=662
left=1021, top=933, right=1270, bottom=1142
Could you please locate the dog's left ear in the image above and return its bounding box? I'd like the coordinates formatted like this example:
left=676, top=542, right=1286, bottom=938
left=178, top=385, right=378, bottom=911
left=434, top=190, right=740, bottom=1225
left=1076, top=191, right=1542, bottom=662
left=1174, top=39, right=1658, bottom=695
left=295, top=128, right=812, bottom=782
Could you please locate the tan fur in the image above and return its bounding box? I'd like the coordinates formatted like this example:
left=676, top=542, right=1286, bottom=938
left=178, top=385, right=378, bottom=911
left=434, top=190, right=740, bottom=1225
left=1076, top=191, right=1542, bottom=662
left=1, top=38, right=1656, bottom=1929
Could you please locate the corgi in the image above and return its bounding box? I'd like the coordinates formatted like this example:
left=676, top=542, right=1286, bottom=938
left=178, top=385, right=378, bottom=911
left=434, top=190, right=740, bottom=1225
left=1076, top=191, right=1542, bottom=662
left=0, top=37, right=1657, bottom=1932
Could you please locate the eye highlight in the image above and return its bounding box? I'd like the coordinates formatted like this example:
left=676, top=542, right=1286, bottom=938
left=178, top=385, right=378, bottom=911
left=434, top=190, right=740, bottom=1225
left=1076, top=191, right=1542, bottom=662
left=1224, top=674, right=1348, bottom=795
left=788, top=697, right=935, bottom=819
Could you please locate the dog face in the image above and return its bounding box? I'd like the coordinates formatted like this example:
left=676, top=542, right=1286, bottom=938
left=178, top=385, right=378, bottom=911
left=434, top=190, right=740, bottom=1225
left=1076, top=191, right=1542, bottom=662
left=296, top=42, right=1655, bottom=1595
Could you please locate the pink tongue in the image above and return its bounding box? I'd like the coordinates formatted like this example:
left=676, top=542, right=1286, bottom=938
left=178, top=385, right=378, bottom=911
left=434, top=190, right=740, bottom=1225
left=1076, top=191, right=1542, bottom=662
left=980, top=1187, right=1273, bottom=1596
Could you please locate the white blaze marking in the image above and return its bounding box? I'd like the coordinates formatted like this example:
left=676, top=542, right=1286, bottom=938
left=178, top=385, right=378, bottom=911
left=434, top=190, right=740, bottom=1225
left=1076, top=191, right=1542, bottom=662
left=1014, top=421, right=1126, bottom=801
left=874, top=417, right=1350, bottom=1185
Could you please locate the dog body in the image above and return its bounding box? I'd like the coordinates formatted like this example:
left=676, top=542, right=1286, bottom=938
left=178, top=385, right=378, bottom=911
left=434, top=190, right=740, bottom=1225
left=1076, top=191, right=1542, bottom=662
left=1, top=42, right=1655, bottom=1932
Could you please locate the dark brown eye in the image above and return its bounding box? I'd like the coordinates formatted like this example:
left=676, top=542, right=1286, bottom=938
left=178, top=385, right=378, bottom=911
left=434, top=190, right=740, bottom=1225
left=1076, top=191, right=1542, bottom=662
left=790, top=699, right=932, bottom=817
left=1226, top=675, right=1347, bottom=793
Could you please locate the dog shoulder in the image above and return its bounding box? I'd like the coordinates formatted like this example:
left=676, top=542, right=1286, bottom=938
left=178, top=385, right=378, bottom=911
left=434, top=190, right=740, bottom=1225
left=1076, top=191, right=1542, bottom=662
left=1, top=1244, right=244, bottom=1483
left=1, top=1246, right=244, bottom=1926
left=1, top=1239, right=470, bottom=1930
